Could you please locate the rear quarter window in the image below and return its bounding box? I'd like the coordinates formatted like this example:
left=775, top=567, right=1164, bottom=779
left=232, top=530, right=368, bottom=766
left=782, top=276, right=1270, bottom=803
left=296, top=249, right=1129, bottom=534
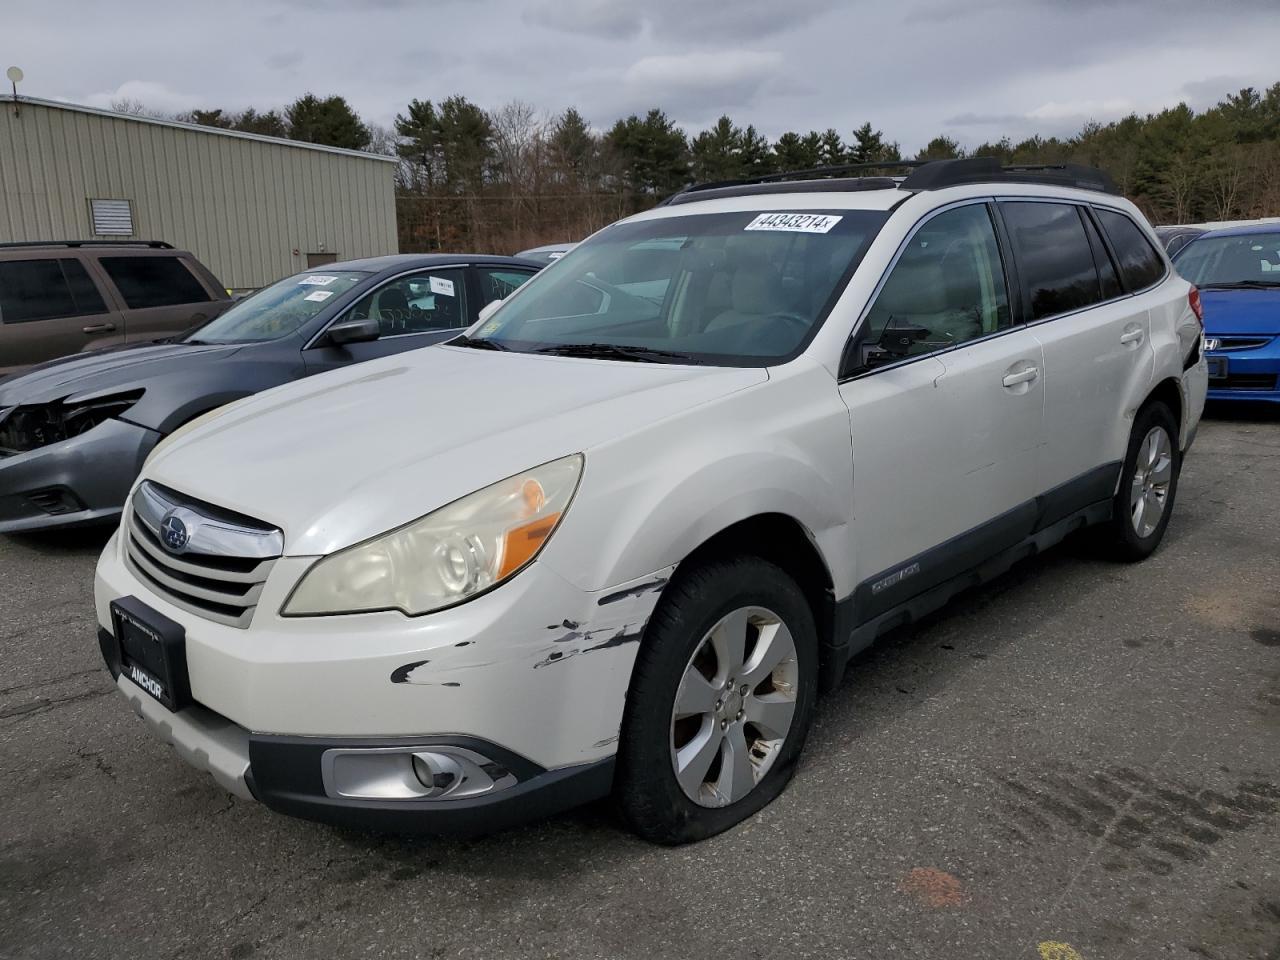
left=1095, top=209, right=1166, bottom=291
left=99, top=256, right=212, bottom=309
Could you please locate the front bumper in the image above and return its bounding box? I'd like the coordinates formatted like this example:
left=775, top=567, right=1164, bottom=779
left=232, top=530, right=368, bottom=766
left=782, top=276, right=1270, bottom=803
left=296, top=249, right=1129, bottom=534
left=103, top=657, right=614, bottom=835
left=1205, top=340, right=1280, bottom=403
left=0, top=418, right=159, bottom=533
left=95, top=529, right=672, bottom=830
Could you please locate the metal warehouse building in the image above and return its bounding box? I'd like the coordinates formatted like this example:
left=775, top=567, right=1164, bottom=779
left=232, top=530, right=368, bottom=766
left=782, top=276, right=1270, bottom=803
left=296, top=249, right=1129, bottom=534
left=0, top=95, right=397, bottom=291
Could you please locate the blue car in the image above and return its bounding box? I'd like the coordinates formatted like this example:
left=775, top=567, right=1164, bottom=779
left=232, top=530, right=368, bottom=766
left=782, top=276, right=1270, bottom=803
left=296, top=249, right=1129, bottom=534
left=1173, top=223, right=1280, bottom=403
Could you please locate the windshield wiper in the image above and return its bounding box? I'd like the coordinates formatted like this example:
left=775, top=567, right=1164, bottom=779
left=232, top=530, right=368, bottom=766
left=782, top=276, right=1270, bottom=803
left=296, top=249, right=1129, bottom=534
left=450, top=335, right=510, bottom=351
left=1199, top=280, right=1280, bottom=290
left=534, top=343, right=693, bottom=363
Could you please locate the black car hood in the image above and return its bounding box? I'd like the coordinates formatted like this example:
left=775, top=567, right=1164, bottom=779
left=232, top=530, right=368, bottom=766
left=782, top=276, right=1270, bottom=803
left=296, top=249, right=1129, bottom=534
left=0, top=342, right=243, bottom=407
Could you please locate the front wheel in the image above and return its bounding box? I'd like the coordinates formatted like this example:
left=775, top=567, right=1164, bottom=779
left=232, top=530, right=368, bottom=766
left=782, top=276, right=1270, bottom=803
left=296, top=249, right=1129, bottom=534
left=615, top=556, right=818, bottom=844
left=1102, top=401, right=1181, bottom=561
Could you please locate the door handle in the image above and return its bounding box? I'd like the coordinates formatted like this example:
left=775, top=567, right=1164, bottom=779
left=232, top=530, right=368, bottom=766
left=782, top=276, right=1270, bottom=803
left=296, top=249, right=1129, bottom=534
left=1120, top=329, right=1144, bottom=345
left=1002, top=366, right=1039, bottom=387
left=82, top=322, right=116, bottom=334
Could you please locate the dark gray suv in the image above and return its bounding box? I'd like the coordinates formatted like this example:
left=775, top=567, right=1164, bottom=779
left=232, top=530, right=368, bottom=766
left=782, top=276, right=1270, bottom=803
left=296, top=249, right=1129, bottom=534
left=0, top=253, right=540, bottom=533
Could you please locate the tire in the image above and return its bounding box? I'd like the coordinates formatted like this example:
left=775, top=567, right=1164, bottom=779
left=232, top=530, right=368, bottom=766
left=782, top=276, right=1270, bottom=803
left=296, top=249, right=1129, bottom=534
left=1101, top=401, right=1181, bottom=562
left=615, top=556, right=818, bottom=844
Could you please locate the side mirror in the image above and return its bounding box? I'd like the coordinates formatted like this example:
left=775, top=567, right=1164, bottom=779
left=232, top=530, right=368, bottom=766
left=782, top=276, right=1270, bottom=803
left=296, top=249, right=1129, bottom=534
left=326, top=316, right=381, bottom=346
left=875, top=323, right=931, bottom=358
left=841, top=322, right=931, bottom=376
left=477, top=299, right=504, bottom=324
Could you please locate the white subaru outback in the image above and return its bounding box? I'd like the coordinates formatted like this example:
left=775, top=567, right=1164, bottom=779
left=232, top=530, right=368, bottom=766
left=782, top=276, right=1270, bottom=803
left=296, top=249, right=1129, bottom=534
left=94, top=158, right=1208, bottom=843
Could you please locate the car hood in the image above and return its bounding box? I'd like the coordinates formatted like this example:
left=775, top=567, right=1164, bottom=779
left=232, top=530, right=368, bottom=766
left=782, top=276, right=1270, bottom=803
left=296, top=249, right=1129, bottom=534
left=0, top=342, right=243, bottom=407
left=145, top=345, right=767, bottom=555
left=1200, top=287, right=1280, bottom=335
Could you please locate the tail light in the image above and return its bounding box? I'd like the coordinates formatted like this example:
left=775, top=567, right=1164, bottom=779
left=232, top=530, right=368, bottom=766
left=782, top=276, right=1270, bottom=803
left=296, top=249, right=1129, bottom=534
left=1188, top=286, right=1203, bottom=325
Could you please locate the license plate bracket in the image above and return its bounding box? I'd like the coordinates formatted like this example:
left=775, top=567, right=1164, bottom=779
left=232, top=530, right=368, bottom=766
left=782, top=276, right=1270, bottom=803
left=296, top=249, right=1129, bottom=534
left=108, top=596, right=191, bottom=711
left=1207, top=356, right=1227, bottom=381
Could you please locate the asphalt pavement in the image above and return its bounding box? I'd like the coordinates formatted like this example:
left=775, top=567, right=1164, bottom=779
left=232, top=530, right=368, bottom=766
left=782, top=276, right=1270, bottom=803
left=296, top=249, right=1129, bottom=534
left=2, top=410, right=1278, bottom=960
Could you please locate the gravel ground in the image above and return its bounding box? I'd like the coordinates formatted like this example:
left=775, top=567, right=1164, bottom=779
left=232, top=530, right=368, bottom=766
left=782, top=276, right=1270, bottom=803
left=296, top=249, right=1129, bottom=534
left=1, top=410, right=1278, bottom=960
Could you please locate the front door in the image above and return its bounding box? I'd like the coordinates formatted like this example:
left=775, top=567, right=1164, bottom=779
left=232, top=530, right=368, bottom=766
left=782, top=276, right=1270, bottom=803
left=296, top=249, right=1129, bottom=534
left=303, top=266, right=472, bottom=374
left=838, top=201, right=1044, bottom=623
left=93, top=253, right=221, bottom=343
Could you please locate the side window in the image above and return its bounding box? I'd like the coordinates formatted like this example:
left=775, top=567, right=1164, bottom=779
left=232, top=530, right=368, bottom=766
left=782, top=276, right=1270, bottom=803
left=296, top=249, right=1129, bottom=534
left=477, top=268, right=535, bottom=305
left=1081, top=213, right=1123, bottom=300
left=346, top=269, right=469, bottom=335
left=1095, top=208, right=1166, bottom=292
left=863, top=203, right=1011, bottom=359
left=98, top=256, right=211, bottom=309
left=1000, top=202, right=1103, bottom=320
left=0, top=258, right=107, bottom=324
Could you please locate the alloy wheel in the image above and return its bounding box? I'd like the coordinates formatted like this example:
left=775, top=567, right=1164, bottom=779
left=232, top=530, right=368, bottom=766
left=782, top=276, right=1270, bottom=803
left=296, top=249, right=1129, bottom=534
left=669, top=606, right=799, bottom=808
left=1129, top=425, right=1173, bottom=538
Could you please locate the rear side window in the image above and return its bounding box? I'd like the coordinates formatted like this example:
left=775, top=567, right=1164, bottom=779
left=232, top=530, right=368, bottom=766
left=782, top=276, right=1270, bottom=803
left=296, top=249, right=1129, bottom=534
left=477, top=268, right=536, bottom=304
left=1095, top=209, right=1166, bottom=291
left=0, top=258, right=107, bottom=324
left=1081, top=213, right=1122, bottom=300
left=99, top=256, right=211, bottom=309
left=1000, top=202, right=1103, bottom=320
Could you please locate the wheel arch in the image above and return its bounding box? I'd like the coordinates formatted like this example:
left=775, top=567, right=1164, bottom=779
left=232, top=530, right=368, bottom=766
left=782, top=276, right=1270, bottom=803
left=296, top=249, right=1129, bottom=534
left=667, top=512, right=845, bottom=692
left=1142, top=376, right=1183, bottom=434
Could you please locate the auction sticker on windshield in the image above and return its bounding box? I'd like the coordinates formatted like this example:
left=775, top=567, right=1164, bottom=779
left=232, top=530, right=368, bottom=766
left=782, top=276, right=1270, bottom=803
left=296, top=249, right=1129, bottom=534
left=744, top=213, right=843, bottom=234
left=303, top=291, right=334, bottom=302
left=429, top=276, right=455, bottom=297
left=299, top=275, right=338, bottom=286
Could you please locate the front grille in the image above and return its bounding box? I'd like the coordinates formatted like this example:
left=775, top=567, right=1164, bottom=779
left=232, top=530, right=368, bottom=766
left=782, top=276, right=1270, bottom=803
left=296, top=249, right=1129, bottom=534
left=124, top=481, right=283, bottom=628
left=1216, top=373, right=1278, bottom=391
left=1212, top=336, right=1273, bottom=352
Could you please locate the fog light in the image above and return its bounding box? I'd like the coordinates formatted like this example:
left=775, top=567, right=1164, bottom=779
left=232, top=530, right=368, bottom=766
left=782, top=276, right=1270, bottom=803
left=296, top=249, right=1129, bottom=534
left=412, top=752, right=463, bottom=793
left=320, top=745, right=518, bottom=802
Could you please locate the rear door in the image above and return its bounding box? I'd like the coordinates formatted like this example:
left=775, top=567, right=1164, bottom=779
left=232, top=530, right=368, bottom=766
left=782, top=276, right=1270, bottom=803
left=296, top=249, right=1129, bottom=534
left=93, top=252, right=225, bottom=343
left=840, top=200, right=1045, bottom=622
left=472, top=265, right=539, bottom=312
left=0, top=255, right=124, bottom=373
left=303, top=266, right=472, bottom=374
left=999, top=200, right=1154, bottom=513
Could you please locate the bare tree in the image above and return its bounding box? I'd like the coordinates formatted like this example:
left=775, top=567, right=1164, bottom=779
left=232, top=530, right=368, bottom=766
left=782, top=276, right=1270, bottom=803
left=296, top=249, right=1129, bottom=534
left=110, top=97, right=167, bottom=119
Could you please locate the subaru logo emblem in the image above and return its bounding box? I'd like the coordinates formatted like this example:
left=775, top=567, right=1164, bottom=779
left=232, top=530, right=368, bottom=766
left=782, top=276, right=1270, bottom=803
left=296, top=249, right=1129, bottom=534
left=159, top=511, right=190, bottom=554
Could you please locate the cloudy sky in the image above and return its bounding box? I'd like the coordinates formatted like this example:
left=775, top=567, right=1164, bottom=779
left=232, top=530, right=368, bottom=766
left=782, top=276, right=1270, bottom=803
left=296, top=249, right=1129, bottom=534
left=5, top=0, right=1279, bottom=151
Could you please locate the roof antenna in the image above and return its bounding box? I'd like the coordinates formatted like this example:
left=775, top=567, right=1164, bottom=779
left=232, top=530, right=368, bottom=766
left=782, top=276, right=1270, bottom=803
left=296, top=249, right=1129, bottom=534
left=6, top=66, right=22, bottom=116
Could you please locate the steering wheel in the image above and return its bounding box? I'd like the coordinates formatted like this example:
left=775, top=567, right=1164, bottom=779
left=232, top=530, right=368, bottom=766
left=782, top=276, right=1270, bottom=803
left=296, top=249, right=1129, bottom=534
left=764, top=312, right=812, bottom=338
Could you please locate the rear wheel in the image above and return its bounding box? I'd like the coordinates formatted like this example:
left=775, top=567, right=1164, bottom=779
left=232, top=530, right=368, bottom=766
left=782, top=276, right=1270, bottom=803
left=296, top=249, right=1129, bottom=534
left=616, top=556, right=818, bottom=844
left=1102, top=401, right=1180, bottom=561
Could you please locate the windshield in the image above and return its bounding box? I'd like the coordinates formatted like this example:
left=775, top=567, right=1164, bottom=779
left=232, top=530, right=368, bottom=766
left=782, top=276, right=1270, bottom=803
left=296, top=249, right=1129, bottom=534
left=1174, top=232, right=1280, bottom=287
left=465, top=210, right=888, bottom=364
left=186, top=270, right=368, bottom=343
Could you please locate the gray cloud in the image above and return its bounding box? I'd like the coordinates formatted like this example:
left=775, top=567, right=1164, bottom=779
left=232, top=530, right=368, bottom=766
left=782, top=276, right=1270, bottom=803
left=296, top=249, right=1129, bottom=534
left=5, top=0, right=1278, bottom=154
left=523, top=0, right=836, bottom=41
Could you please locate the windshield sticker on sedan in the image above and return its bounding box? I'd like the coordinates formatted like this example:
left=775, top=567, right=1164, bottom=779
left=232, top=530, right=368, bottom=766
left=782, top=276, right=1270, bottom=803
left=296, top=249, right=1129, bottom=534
left=303, top=290, right=334, bottom=302
left=429, top=276, right=456, bottom=297
left=744, top=213, right=843, bottom=234
left=299, top=275, right=338, bottom=286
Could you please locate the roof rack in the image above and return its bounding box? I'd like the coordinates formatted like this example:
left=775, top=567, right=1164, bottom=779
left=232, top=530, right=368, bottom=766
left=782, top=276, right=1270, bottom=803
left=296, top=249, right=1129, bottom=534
left=0, top=240, right=174, bottom=250
left=662, top=157, right=1118, bottom=206
left=900, top=157, right=1118, bottom=194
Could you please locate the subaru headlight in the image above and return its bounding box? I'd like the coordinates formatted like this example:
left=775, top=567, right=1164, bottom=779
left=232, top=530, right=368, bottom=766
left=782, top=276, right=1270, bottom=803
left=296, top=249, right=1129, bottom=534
left=282, top=454, right=583, bottom=617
